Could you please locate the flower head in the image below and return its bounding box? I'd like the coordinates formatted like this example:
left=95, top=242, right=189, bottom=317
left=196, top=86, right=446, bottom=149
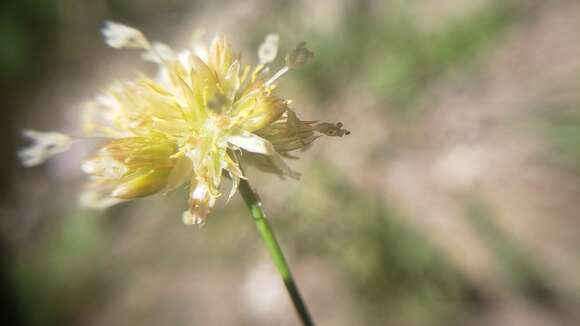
left=20, top=22, right=349, bottom=227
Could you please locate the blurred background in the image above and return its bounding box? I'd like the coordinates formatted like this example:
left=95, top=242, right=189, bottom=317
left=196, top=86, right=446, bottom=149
left=2, top=0, right=580, bottom=325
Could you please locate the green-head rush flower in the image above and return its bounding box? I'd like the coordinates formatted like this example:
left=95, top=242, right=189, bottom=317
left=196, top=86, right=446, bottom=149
left=19, top=22, right=349, bottom=227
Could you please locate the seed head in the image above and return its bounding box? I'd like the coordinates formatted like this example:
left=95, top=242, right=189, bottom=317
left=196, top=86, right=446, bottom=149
left=19, top=22, right=349, bottom=227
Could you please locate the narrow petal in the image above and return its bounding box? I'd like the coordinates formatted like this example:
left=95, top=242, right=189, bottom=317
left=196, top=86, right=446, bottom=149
left=81, top=157, right=127, bottom=179
left=79, top=189, right=125, bottom=209
left=224, top=153, right=245, bottom=202
left=111, top=169, right=170, bottom=199
left=183, top=182, right=216, bottom=227
left=226, top=173, right=240, bottom=203
left=224, top=60, right=241, bottom=99
left=142, top=42, right=175, bottom=64
left=227, top=132, right=275, bottom=155
left=101, top=21, right=149, bottom=49
left=163, top=155, right=193, bottom=193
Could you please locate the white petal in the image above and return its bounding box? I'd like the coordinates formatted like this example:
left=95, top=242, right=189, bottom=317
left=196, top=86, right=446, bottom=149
left=163, top=155, right=192, bottom=193
left=227, top=133, right=275, bottom=155
left=226, top=61, right=240, bottom=80
left=95, top=94, right=118, bottom=110
left=81, top=157, right=127, bottom=179
left=18, top=130, right=75, bottom=167
left=226, top=173, right=240, bottom=203
left=182, top=209, right=207, bottom=227
left=101, top=21, right=149, bottom=49
left=17, top=148, right=45, bottom=167
left=258, top=33, right=279, bottom=64
left=142, top=42, right=175, bottom=63
left=178, top=50, right=193, bottom=72
left=182, top=210, right=199, bottom=225
left=78, top=190, right=125, bottom=209
left=224, top=60, right=241, bottom=99
left=190, top=182, right=208, bottom=201
left=82, top=101, right=127, bottom=138
left=183, top=182, right=216, bottom=227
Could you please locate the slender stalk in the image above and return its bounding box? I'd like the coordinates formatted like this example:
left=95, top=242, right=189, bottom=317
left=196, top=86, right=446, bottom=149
left=238, top=179, right=314, bottom=326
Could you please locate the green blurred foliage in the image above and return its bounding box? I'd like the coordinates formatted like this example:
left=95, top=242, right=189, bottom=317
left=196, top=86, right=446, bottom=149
left=463, top=196, right=559, bottom=306
left=0, top=0, right=198, bottom=84
left=10, top=213, right=105, bottom=325
left=543, top=109, right=580, bottom=174
left=277, top=164, right=479, bottom=325
left=0, top=0, right=61, bottom=81
left=250, top=1, right=515, bottom=117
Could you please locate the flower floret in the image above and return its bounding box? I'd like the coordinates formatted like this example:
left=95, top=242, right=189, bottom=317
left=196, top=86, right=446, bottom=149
left=19, top=22, right=349, bottom=227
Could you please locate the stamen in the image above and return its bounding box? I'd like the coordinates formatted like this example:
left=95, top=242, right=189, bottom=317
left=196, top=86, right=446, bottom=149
left=264, top=66, right=289, bottom=87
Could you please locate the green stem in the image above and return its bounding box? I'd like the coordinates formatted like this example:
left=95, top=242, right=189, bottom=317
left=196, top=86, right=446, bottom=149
left=238, top=179, right=314, bottom=326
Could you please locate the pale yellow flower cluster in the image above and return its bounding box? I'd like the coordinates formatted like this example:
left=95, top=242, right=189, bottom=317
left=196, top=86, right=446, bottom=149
left=20, top=22, right=349, bottom=226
